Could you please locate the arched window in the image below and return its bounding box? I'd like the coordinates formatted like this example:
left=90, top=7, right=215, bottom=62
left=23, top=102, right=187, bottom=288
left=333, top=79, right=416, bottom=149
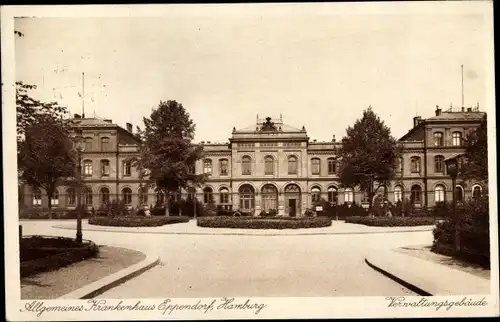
left=84, top=137, right=93, bottom=151
left=50, top=189, right=60, bottom=207
left=394, top=185, right=403, bottom=202
left=264, top=156, right=274, bottom=175
left=327, top=186, right=338, bottom=203
left=241, top=156, right=252, bottom=175
left=433, top=132, right=444, bottom=146
left=82, top=187, right=92, bottom=206
left=156, top=190, right=165, bottom=205
left=123, top=161, right=131, bottom=176
left=455, top=185, right=464, bottom=203
left=410, top=185, right=422, bottom=204
left=472, top=185, right=482, bottom=199
left=452, top=131, right=462, bottom=146
left=219, top=159, right=228, bottom=176
left=83, top=160, right=93, bottom=176
left=261, top=184, right=278, bottom=211
left=434, top=185, right=445, bottom=203
left=311, top=187, right=321, bottom=203
left=311, top=158, right=321, bottom=175
left=434, top=155, right=445, bottom=173
left=288, top=155, right=298, bottom=174
left=203, top=159, right=212, bottom=175
left=66, top=188, right=76, bottom=206
left=139, top=186, right=148, bottom=205
left=219, top=188, right=229, bottom=204
left=239, top=185, right=255, bottom=210
left=32, top=188, right=42, bottom=206
left=122, top=187, right=132, bottom=205
left=101, top=137, right=110, bottom=152
left=344, top=188, right=354, bottom=203
left=99, top=187, right=110, bottom=205
left=396, top=157, right=404, bottom=173
left=203, top=187, right=213, bottom=204
left=410, top=157, right=421, bottom=173
left=100, top=159, right=110, bottom=176
left=327, top=158, right=337, bottom=174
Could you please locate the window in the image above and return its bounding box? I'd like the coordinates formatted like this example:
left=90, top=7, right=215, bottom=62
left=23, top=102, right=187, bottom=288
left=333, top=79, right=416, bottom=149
left=327, top=158, right=336, bottom=174
left=327, top=187, right=338, bottom=203
left=434, top=155, right=445, bottom=173
left=264, top=156, right=274, bottom=175
left=219, top=188, right=229, bottom=204
left=396, top=157, right=404, bottom=173
left=288, top=156, right=298, bottom=174
left=32, top=188, right=42, bottom=206
left=100, top=160, right=110, bottom=176
left=344, top=188, right=354, bottom=203
left=156, top=190, right=165, bottom=205
left=434, top=185, right=445, bottom=203
left=261, top=184, right=278, bottom=211
left=66, top=188, right=76, bottom=206
left=50, top=189, right=60, bottom=207
left=122, top=187, right=132, bottom=205
left=433, top=132, right=444, bottom=146
left=394, top=185, right=403, bottom=202
left=410, top=157, right=421, bottom=173
left=123, top=161, right=131, bottom=176
left=203, top=159, right=212, bottom=175
left=101, top=137, right=110, bottom=152
left=82, top=187, right=92, bottom=206
left=203, top=187, right=213, bottom=204
left=219, top=159, right=228, bottom=176
left=452, top=132, right=462, bottom=146
left=410, top=185, right=422, bottom=204
left=139, top=187, right=148, bottom=204
left=455, top=185, right=464, bottom=203
left=83, top=160, right=93, bottom=176
left=239, top=185, right=255, bottom=210
left=242, top=156, right=252, bottom=175
left=311, top=158, right=321, bottom=175
left=311, top=187, right=321, bottom=203
left=84, top=137, right=93, bottom=151
left=188, top=163, right=195, bottom=174
left=472, top=185, right=482, bottom=199
left=99, top=187, right=110, bottom=205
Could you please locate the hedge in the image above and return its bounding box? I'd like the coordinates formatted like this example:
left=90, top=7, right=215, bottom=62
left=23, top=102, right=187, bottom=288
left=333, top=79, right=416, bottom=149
left=345, top=216, right=436, bottom=227
left=20, top=236, right=99, bottom=277
left=19, top=207, right=92, bottom=220
left=197, top=216, right=332, bottom=229
left=88, top=215, right=190, bottom=227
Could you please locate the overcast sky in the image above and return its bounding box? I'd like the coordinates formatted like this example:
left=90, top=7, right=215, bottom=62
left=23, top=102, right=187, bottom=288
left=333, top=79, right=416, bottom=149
left=13, top=3, right=492, bottom=143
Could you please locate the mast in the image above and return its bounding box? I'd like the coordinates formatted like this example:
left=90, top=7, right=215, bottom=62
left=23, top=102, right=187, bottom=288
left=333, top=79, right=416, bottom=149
left=461, top=64, right=464, bottom=108
left=82, top=72, right=85, bottom=118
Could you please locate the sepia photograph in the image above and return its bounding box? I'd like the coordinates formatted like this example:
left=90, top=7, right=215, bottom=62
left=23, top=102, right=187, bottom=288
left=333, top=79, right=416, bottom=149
left=2, top=2, right=498, bottom=320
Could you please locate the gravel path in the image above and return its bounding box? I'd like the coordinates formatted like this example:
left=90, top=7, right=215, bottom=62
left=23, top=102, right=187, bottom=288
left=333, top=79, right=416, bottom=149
left=21, top=246, right=146, bottom=299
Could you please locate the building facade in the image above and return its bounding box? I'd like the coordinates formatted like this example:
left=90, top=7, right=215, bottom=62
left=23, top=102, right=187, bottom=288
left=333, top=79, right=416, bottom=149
left=20, top=106, right=487, bottom=216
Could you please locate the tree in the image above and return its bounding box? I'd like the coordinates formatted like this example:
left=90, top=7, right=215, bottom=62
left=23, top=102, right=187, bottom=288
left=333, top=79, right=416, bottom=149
left=18, top=114, right=77, bottom=210
left=462, top=114, right=488, bottom=181
left=336, top=107, right=401, bottom=215
left=132, top=100, right=206, bottom=216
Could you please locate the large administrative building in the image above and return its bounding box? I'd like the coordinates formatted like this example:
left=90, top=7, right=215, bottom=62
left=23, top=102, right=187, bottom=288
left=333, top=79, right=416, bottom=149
left=20, top=105, right=486, bottom=216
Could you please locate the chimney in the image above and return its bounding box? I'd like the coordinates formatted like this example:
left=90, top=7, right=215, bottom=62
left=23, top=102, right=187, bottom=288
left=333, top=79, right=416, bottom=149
left=207, top=141, right=211, bottom=144
left=104, top=119, right=112, bottom=123
left=313, top=139, right=317, bottom=143
left=74, top=113, right=81, bottom=119
left=200, top=141, right=205, bottom=144
left=467, top=107, right=472, bottom=112
left=413, top=116, right=422, bottom=127
left=126, top=122, right=133, bottom=132
left=332, top=135, right=336, bottom=142
left=435, top=105, right=442, bottom=116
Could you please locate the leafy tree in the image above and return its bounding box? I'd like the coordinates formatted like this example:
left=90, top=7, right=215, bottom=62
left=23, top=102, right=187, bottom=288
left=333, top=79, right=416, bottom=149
left=18, top=114, right=77, bottom=210
left=132, top=100, right=206, bottom=216
left=462, top=114, right=488, bottom=181
left=336, top=107, right=401, bottom=215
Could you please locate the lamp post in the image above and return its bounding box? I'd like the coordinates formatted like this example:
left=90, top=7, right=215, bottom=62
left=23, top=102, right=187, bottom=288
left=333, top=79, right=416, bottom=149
left=74, top=129, right=85, bottom=244
left=445, top=157, right=460, bottom=254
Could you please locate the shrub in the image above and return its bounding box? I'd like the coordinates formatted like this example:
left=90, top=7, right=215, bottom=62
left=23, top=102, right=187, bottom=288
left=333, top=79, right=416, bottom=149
left=259, top=209, right=278, bottom=217
left=345, top=216, right=436, bottom=227
left=19, top=207, right=92, bottom=219
left=88, top=215, right=190, bottom=227
left=337, top=203, right=366, bottom=218
left=197, top=216, right=332, bottom=229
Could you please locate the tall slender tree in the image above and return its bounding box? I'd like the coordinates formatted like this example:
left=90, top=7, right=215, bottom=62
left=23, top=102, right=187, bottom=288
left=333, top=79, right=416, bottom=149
left=133, top=100, right=206, bottom=216
left=336, top=107, right=401, bottom=215
left=462, top=114, right=488, bottom=181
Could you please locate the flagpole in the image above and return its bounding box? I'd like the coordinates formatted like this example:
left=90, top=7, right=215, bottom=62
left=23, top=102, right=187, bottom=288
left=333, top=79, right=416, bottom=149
left=461, top=65, right=464, bottom=108
left=82, top=72, right=85, bottom=118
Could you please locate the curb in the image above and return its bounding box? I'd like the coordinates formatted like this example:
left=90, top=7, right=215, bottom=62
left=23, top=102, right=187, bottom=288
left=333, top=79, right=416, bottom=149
left=58, top=253, right=160, bottom=299
left=364, top=257, right=432, bottom=296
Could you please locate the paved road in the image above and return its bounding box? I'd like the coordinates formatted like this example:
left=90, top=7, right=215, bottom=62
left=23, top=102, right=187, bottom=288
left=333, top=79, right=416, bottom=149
left=20, top=220, right=432, bottom=297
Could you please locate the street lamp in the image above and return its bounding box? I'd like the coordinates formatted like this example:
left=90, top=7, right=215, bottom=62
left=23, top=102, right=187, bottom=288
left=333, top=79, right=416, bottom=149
left=445, top=156, right=460, bottom=254
left=74, top=129, right=85, bottom=243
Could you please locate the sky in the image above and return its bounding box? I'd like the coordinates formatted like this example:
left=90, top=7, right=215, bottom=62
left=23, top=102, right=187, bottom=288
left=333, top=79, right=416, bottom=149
left=13, top=3, right=492, bottom=143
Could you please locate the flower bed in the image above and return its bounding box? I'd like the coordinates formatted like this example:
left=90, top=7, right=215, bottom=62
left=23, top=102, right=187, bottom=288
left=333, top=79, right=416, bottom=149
left=88, top=215, right=190, bottom=227
left=345, top=216, right=436, bottom=227
left=197, top=216, right=332, bottom=229
left=20, top=236, right=99, bottom=277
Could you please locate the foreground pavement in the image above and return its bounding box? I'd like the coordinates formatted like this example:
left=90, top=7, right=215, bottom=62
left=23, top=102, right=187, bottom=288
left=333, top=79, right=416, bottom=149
left=19, top=219, right=433, bottom=298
